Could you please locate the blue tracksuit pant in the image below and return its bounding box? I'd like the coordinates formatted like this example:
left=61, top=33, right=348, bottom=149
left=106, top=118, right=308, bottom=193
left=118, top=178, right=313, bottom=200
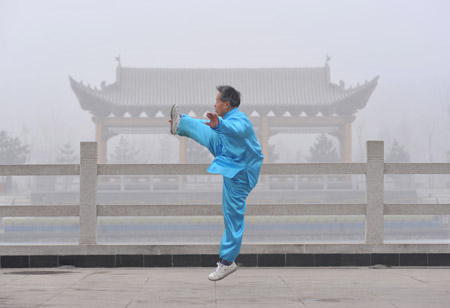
left=177, top=115, right=251, bottom=262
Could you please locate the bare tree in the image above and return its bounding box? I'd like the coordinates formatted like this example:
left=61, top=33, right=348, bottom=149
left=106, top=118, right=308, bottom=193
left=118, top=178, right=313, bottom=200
left=442, top=82, right=450, bottom=160
left=426, top=120, right=436, bottom=164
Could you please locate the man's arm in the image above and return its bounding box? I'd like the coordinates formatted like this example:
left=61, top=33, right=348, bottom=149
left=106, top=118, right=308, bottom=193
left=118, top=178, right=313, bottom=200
left=205, top=112, right=247, bottom=137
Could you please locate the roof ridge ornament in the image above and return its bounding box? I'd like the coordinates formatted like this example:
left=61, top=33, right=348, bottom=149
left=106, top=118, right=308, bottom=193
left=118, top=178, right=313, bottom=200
left=325, top=54, right=331, bottom=66
left=115, top=55, right=122, bottom=86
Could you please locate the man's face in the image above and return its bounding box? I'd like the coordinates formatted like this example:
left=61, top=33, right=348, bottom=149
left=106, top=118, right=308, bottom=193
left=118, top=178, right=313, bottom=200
left=214, top=92, right=230, bottom=117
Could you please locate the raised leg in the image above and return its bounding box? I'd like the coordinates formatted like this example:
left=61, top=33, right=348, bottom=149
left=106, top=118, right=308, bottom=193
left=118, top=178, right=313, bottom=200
left=177, top=114, right=218, bottom=156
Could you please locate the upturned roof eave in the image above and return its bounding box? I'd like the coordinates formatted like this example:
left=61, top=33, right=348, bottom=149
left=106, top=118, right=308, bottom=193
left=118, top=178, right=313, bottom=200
left=68, top=72, right=379, bottom=117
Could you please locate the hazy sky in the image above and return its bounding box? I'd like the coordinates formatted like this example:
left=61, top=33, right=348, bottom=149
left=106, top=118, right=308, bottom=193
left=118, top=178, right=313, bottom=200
left=1, top=0, right=450, bottom=162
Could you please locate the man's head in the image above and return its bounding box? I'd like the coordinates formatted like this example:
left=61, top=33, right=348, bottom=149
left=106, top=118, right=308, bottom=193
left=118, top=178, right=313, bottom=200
left=215, top=85, right=241, bottom=117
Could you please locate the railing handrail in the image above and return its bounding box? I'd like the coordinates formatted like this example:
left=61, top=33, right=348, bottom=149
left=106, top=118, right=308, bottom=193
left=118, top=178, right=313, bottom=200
left=1, top=140, right=450, bottom=256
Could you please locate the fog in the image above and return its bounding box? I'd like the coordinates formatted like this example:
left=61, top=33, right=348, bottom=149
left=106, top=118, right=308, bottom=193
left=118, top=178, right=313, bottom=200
left=2, top=0, right=450, bottom=244
left=1, top=0, right=450, bottom=164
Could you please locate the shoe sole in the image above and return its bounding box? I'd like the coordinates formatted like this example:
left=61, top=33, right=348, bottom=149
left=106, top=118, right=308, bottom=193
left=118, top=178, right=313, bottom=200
left=208, top=265, right=238, bottom=281
left=170, top=104, right=178, bottom=134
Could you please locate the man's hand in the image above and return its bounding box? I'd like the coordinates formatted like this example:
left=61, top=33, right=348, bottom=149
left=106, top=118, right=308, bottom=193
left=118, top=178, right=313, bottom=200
left=205, top=112, right=219, bottom=128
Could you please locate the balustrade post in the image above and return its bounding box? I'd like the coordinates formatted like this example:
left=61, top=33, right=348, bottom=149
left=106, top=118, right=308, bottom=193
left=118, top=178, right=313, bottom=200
left=365, top=141, right=384, bottom=244
left=79, top=142, right=98, bottom=245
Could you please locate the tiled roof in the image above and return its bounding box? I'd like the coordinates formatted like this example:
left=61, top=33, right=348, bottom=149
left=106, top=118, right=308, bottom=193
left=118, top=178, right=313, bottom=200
left=69, top=65, right=378, bottom=117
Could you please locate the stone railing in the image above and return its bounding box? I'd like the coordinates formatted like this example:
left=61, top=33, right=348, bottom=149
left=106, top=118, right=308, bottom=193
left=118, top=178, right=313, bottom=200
left=0, top=140, right=450, bottom=257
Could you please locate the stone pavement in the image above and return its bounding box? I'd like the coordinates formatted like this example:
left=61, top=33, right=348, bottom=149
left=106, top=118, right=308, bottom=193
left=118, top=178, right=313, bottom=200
left=0, top=267, right=449, bottom=308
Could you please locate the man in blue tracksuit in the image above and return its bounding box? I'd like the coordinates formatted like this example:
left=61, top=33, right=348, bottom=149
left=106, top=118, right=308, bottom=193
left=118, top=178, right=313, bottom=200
left=170, top=85, right=264, bottom=281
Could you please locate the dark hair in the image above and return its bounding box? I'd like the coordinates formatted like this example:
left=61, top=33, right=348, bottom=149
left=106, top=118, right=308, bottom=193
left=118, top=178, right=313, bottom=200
left=216, top=85, right=241, bottom=107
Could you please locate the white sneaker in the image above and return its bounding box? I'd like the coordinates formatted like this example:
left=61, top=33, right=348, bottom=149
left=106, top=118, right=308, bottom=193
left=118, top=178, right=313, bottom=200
left=170, top=104, right=180, bottom=135
left=208, top=262, right=238, bottom=281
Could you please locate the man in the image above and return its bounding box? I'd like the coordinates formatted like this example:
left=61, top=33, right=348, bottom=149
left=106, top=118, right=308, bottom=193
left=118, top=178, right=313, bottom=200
left=169, top=85, right=264, bottom=281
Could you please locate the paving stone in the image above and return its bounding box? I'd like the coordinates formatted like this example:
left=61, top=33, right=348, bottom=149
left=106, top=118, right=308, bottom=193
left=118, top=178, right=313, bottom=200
left=0, top=267, right=448, bottom=307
